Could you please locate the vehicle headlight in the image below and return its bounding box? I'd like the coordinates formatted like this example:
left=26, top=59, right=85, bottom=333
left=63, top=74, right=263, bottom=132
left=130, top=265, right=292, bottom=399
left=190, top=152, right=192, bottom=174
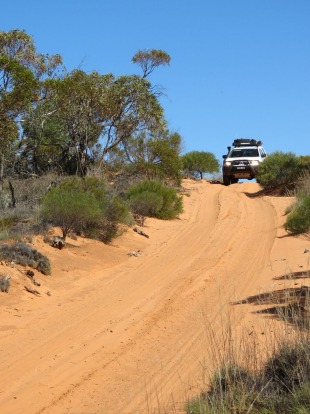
left=224, top=161, right=231, bottom=166
left=250, top=160, right=259, bottom=166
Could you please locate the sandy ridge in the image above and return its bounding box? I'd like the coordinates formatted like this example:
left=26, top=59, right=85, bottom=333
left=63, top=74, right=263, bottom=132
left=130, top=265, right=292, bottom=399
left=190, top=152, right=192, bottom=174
left=0, top=180, right=309, bottom=414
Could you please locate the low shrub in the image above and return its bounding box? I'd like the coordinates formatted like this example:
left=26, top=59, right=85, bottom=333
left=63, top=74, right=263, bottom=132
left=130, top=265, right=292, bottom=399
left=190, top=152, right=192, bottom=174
left=209, top=365, right=254, bottom=395
left=126, top=180, right=183, bottom=220
left=0, top=213, right=36, bottom=242
left=263, top=339, right=310, bottom=394
left=41, top=176, right=131, bottom=243
left=4, top=173, right=60, bottom=210
left=54, top=176, right=106, bottom=203
left=257, top=151, right=304, bottom=192
left=127, top=191, right=164, bottom=218
left=0, top=242, right=51, bottom=274
left=41, top=188, right=102, bottom=240
left=296, top=170, right=310, bottom=197
left=284, top=195, right=310, bottom=235
left=186, top=339, right=310, bottom=414
left=95, top=196, right=133, bottom=243
left=0, top=214, right=19, bottom=231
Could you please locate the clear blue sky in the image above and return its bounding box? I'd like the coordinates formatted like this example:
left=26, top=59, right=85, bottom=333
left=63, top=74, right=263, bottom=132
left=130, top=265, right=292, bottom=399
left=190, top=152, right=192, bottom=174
left=1, top=0, right=309, bottom=162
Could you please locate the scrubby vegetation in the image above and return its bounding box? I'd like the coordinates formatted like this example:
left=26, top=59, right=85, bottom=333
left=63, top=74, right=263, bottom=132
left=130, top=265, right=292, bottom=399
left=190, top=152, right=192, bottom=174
left=181, top=151, right=220, bottom=180
left=284, top=171, right=310, bottom=235
left=256, top=153, right=310, bottom=235
left=285, top=195, right=310, bottom=235
left=186, top=272, right=310, bottom=414
left=126, top=179, right=183, bottom=221
left=41, top=186, right=102, bottom=241
left=186, top=158, right=310, bottom=412
left=0, top=29, right=192, bottom=247
left=186, top=336, right=310, bottom=414
left=256, top=151, right=306, bottom=193
left=41, top=176, right=133, bottom=242
left=0, top=242, right=51, bottom=274
left=2, top=28, right=310, bottom=414
left=0, top=214, right=20, bottom=239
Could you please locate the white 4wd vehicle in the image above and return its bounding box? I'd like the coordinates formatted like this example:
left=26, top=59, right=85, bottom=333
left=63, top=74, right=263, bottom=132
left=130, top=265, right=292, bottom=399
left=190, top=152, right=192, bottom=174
left=222, top=139, right=267, bottom=186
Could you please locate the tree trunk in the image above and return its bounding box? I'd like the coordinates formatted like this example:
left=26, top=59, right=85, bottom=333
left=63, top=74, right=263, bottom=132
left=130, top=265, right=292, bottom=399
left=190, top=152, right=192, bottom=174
left=0, top=153, right=4, bottom=191
left=8, top=181, right=16, bottom=208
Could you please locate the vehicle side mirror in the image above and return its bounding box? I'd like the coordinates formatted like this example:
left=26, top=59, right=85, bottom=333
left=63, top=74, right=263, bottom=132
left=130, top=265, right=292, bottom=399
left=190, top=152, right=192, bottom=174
left=222, top=155, right=227, bottom=159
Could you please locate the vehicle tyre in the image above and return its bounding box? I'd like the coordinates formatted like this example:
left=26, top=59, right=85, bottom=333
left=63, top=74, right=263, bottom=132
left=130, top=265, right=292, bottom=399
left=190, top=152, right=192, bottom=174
left=223, top=175, right=231, bottom=186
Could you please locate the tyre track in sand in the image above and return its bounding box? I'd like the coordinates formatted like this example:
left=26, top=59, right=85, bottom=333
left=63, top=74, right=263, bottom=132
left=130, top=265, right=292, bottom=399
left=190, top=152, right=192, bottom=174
left=0, top=181, right=280, bottom=414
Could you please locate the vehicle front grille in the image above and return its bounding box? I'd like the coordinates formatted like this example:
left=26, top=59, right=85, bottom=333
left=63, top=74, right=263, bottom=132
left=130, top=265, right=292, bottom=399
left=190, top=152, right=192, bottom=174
left=232, top=160, right=250, bottom=166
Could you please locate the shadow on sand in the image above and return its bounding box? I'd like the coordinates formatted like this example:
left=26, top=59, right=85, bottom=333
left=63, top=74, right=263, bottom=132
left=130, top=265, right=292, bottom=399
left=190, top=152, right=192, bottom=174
left=231, top=270, right=310, bottom=329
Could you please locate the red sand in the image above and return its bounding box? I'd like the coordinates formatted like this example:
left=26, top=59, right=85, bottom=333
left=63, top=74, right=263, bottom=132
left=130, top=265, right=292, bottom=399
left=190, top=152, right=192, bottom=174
left=0, top=180, right=309, bottom=413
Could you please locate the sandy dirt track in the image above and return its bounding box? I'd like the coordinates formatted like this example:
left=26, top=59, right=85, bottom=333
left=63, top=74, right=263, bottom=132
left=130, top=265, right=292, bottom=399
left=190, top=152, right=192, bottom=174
left=0, top=180, right=309, bottom=414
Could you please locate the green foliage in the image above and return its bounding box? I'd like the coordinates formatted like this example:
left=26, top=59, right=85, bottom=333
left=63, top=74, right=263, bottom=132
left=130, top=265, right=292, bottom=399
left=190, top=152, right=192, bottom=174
left=257, top=151, right=304, bottom=191
left=296, top=171, right=310, bottom=198
left=55, top=176, right=106, bottom=203
left=181, top=151, right=220, bottom=179
left=17, top=68, right=166, bottom=177
left=98, top=195, right=133, bottom=243
left=284, top=195, right=310, bottom=235
left=41, top=186, right=102, bottom=240
left=0, top=213, right=20, bottom=241
left=119, top=130, right=182, bottom=185
left=186, top=339, right=310, bottom=414
left=132, top=49, right=171, bottom=78
left=148, top=133, right=182, bottom=185
left=283, top=171, right=310, bottom=235
left=41, top=176, right=131, bottom=243
left=0, top=114, right=19, bottom=152
left=126, top=180, right=183, bottom=220
left=0, top=29, right=62, bottom=180
left=299, top=155, right=310, bottom=166
left=264, top=340, right=310, bottom=394
left=55, top=176, right=130, bottom=222
left=0, top=215, right=18, bottom=230
left=20, top=104, right=70, bottom=175
left=0, top=29, right=62, bottom=78
left=0, top=241, right=51, bottom=274
left=209, top=365, right=253, bottom=395
left=128, top=191, right=164, bottom=218
left=1, top=31, right=167, bottom=179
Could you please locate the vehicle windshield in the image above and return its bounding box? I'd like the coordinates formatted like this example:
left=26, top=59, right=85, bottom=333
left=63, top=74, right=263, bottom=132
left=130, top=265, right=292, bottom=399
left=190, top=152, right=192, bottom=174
left=229, top=148, right=259, bottom=157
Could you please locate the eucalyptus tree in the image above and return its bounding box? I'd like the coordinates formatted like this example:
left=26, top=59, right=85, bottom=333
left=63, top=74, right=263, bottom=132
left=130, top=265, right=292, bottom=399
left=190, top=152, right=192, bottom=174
left=33, top=70, right=165, bottom=176
left=0, top=29, right=62, bottom=185
left=181, top=151, right=220, bottom=179
left=18, top=102, right=70, bottom=175
left=20, top=47, right=169, bottom=177
left=132, top=49, right=171, bottom=78
left=116, top=129, right=182, bottom=185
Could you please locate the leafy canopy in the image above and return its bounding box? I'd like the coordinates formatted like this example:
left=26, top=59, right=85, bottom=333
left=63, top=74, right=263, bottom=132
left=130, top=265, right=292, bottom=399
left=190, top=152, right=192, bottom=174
left=132, top=49, right=171, bottom=78
left=32, top=70, right=165, bottom=176
left=41, top=187, right=102, bottom=240
left=117, top=130, right=182, bottom=185
left=126, top=180, right=183, bottom=220
left=285, top=195, right=310, bottom=235
left=0, top=29, right=62, bottom=184
left=257, top=151, right=304, bottom=191
left=182, top=151, right=220, bottom=179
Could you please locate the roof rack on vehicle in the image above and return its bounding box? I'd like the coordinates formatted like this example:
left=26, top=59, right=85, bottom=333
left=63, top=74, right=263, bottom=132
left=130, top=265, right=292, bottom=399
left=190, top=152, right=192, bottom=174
left=232, top=139, right=262, bottom=147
